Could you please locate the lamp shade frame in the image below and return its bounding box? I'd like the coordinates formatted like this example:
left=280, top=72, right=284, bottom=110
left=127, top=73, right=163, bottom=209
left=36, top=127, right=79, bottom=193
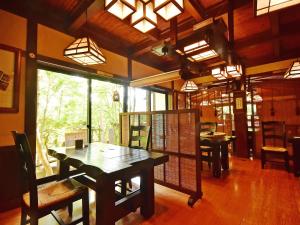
left=226, top=64, right=243, bottom=78
left=64, top=37, right=106, bottom=65
left=254, top=0, right=300, bottom=16
left=154, top=0, right=184, bottom=21
left=284, top=60, right=300, bottom=79
left=211, top=67, right=228, bottom=80
left=131, top=1, right=157, bottom=33
left=175, top=30, right=220, bottom=62
left=105, top=0, right=137, bottom=20
left=180, top=80, right=198, bottom=92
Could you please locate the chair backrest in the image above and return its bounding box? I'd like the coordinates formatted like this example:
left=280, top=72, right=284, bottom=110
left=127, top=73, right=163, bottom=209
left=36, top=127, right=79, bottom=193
left=128, top=125, right=151, bottom=150
left=200, top=122, right=217, bottom=133
left=11, top=131, right=38, bottom=209
left=261, top=121, right=286, bottom=147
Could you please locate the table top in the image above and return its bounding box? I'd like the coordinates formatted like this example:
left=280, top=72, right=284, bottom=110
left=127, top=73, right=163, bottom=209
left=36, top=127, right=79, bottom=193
left=200, top=132, right=226, bottom=139
left=48, top=142, right=168, bottom=178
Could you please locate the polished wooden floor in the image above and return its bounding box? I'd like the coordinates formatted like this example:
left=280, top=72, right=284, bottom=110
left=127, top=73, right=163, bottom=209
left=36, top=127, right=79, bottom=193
left=1, top=157, right=300, bottom=225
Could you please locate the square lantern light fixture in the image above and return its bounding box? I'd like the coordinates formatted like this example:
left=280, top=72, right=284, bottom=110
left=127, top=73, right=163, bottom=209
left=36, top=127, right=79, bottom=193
left=284, top=60, right=300, bottom=79
left=211, top=67, right=228, bottom=80
left=180, top=80, right=198, bottom=92
left=176, top=39, right=219, bottom=62
left=131, top=0, right=157, bottom=33
left=105, top=0, right=136, bottom=20
left=64, top=37, right=106, bottom=65
left=154, top=0, right=184, bottom=21
left=175, top=24, right=225, bottom=63
left=255, top=0, right=300, bottom=16
left=226, top=64, right=243, bottom=78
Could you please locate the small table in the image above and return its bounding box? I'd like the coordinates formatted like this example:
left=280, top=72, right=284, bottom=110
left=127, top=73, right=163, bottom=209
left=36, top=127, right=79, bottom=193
left=48, top=142, right=168, bottom=225
left=288, top=137, right=300, bottom=177
left=200, top=132, right=235, bottom=178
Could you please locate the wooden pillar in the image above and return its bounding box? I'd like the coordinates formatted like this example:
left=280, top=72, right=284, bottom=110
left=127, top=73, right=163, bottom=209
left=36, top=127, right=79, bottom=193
left=123, top=57, right=132, bottom=113
left=25, top=20, right=38, bottom=156
left=233, top=79, right=249, bottom=158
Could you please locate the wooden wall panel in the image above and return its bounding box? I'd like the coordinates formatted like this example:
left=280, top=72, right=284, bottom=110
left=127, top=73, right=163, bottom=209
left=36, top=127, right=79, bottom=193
left=0, top=146, right=22, bottom=212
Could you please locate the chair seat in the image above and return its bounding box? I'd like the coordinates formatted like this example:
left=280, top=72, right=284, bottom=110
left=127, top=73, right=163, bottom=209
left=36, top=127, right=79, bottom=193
left=262, top=146, right=287, bottom=152
left=23, top=179, right=87, bottom=209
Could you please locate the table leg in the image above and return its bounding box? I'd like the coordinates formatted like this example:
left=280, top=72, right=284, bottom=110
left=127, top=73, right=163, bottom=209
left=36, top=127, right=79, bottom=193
left=140, top=164, right=155, bottom=219
left=212, top=144, right=221, bottom=178
left=96, top=177, right=115, bottom=225
left=221, top=143, right=229, bottom=170
left=58, top=160, right=69, bottom=180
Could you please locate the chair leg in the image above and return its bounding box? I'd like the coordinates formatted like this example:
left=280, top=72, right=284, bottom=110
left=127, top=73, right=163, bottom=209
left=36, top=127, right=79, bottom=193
left=261, top=150, right=265, bottom=169
left=29, top=216, right=38, bottom=225
left=284, top=152, right=290, bottom=172
left=68, top=202, right=73, bottom=217
left=20, top=207, right=27, bottom=225
left=82, top=192, right=90, bottom=225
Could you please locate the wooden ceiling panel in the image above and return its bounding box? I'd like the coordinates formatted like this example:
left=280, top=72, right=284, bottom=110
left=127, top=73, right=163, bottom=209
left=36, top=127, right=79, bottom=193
left=88, top=11, right=150, bottom=46
left=45, top=0, right=82, bottom=14
left=237, top=42, right=274, bottom=63
left=281, top=34, right=300, bottom=52
left=234, top=3, right=271, bottom=40
left=279, top=4, right=300, bottom=25
left=157, top=11, right=193, bottom=32
left=198, top=0, right=224, bottom=8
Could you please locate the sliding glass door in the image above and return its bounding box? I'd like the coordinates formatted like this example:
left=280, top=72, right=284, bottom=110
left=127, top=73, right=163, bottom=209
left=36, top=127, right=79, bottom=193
left=36, top=69, right=125, bottom=177
left=91, top=80, right=123, bottom=144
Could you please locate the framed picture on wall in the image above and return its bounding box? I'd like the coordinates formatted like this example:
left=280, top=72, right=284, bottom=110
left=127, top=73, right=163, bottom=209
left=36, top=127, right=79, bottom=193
left=0, top=44, right=21, bottom=113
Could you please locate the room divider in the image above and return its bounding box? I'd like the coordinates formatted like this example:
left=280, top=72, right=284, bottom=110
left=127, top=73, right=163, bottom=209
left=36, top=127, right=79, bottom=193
left=120, top=109, right=202, bottom=206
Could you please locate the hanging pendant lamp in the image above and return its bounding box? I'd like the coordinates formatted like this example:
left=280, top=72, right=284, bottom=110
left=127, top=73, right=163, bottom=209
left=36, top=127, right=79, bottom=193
left=64, top=37, right=106, bottom=65
left=180, top=80, right=198, bottom=92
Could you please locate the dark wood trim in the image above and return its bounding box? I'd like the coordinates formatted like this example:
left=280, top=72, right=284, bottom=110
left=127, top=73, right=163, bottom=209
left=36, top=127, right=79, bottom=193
left=37, top=54, right=129, bottom=85
left=25, top=20, right=38, bottom=155
left=0, top=44, right=21, bottom=113
left=87, top=79, right=92, bottom=143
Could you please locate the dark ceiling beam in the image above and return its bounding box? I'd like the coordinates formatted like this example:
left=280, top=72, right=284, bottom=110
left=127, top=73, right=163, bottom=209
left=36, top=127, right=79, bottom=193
left=184, top=0, right=202, bottom=21
left=67, top=0, right=95, bottom=26
left=185, top=0, right=208, bottom=21
left=205, top=0, right=251, bottom=17
left=188, top=0, right=208, bottom=19
left=68, top=0, right=105, bottom=34
left=235, top=20, right=300, bottom=51
left=0, top=0, right=70, bottom=31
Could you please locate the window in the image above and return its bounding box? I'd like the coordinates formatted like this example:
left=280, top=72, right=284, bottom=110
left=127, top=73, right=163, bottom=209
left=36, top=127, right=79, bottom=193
left=151, top=91, right=166, bottom=111
left=128, top=87, right=148, bottom=112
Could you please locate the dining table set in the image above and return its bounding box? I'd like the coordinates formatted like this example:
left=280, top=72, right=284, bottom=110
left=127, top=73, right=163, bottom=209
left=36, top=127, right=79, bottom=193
left=200, top=131, right=236, bottom=177
left=48, top=142, right=169, bottom=225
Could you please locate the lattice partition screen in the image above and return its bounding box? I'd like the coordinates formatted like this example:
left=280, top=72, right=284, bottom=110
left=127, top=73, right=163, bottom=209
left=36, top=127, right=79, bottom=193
left=120, top=109, right=202, bottom=206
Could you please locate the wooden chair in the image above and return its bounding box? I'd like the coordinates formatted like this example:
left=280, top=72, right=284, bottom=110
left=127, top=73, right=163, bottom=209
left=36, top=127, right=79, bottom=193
left=128, top=125, right=151, bottom=150
left=12, top=131, right=89, bottom=225
left=261, top=121, right=289, bottom=171
left=200, top=122, right=217, bottom=169
left=119, top=125, right=151, bottom=195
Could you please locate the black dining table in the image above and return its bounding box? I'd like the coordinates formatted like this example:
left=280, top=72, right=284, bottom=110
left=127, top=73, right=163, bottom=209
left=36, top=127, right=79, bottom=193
left=48, top=142, right=169, bottom=225
left=200, top=132, right=235, bottom=177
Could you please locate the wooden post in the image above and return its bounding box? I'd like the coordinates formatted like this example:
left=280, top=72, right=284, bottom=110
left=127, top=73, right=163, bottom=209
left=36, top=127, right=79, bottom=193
left=123, top=57, right=132, bottom=113
left=233, top=79, right=249, bottom=158
left=25, top=20, right=38, bottom=157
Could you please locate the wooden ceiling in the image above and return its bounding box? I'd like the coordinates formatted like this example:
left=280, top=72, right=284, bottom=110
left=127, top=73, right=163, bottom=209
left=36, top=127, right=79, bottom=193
left=1, top=0, right=300, bottom=75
